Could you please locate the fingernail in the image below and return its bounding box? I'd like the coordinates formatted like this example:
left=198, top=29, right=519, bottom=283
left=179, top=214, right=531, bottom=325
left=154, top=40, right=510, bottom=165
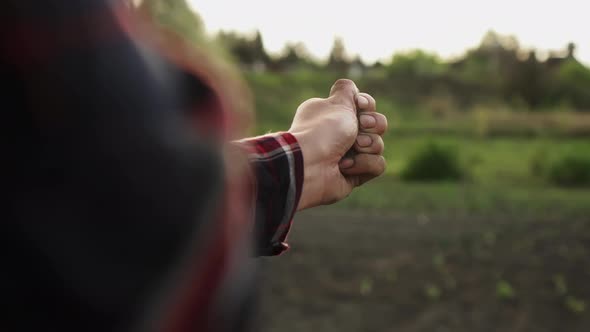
left=356, top=95, right=369, bottom=109
left=339, top=158, right=354, bottom=169
left=356, top=134, right=372, bottom=147
left=359, top=114, right=376, bottom=128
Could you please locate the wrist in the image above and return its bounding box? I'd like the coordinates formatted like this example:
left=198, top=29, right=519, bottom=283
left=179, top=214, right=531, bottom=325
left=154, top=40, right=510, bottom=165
left=289, top=130, right=327, bottom=211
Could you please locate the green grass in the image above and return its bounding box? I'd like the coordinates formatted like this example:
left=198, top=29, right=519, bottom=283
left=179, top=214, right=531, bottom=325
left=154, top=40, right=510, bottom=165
left=332, top=176, right=590, bottom=218
left=382, top=136, right=590, bottom=186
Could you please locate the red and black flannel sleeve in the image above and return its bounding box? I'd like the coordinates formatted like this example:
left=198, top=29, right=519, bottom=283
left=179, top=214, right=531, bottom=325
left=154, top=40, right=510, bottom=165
left=235, top=132, right=304, bottom=256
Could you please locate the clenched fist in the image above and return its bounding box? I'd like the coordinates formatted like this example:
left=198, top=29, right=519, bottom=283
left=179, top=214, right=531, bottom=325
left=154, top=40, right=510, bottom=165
left=288, top=79, right=388, bottom=210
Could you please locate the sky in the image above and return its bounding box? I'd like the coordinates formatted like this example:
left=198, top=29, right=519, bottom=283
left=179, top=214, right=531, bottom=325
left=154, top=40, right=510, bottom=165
left=190, top=0, right=589, bottom=65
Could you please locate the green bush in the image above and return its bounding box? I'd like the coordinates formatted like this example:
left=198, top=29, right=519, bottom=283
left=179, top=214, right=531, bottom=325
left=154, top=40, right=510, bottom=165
left=496, top=280, right=516, bottom=300
left=401, top=142, right=464, bottom=181
left=547, top=154, right=590, bottom=187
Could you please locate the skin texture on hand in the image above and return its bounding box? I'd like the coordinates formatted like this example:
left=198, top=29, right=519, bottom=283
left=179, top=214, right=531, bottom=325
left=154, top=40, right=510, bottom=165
left=289, top=79, right=388, bottom=210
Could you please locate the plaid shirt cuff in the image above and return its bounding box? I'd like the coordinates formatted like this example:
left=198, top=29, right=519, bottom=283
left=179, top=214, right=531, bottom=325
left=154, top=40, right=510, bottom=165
left=234, top=132, right=304, bottom=256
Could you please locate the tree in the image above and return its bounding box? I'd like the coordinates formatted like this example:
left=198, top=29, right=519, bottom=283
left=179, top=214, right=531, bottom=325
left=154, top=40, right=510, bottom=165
left=556, top=59, right=590, bottom=109
left=388, top=50, right=447, bottom=78
left=327, top=37, right=350, bottom=73
left=272, top=42, right=315, bottom=71
left=384, top=50, right=450, bottom=103
left=216, top=30, right=270, bottom=68
left=449, top=31, right=522, bottom=105
left=251, top=31, right=270, bottom=64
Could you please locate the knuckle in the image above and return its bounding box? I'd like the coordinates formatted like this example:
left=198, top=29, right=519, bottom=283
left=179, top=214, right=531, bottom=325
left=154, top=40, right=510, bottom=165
left=360, top=92, right=376, bottom=105
left=359, top=136, right=384, bottom=154
left=374, top=136, right=385, bottom=154
left=304, top=97, right=326, bottom=106
left=333, top=78, right=355, bottom=88
left=378, top=156, right=387, bottom=173
left=377, top=113, right=389, bottom=132
left=299, top=97, right=328, bottom=111
left=330, top=79, right=358, bottom=95
left=370, top=156, right=386, bottom=175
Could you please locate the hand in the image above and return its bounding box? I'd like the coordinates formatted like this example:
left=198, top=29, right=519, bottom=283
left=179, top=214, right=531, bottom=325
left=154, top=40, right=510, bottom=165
left=289, top=79, right=388, bottom=210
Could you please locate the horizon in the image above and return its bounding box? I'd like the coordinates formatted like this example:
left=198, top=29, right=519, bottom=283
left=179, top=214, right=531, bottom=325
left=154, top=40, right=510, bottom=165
left=190, top=0, right=589, bottom=66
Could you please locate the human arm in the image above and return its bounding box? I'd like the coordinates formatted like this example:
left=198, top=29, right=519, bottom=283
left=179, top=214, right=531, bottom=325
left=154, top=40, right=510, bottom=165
left=234, top=79, right=388, bottom=255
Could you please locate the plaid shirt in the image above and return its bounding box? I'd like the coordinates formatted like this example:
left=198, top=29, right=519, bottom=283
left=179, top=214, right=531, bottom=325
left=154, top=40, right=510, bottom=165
left=3, top=1, right=303, bottom=331
left=236, top=133, right=304, bottom=255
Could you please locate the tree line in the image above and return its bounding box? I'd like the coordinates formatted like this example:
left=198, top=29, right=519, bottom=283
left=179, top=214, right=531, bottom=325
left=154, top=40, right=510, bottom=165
left=218, top=30, right=590, bottom=111
left=135, top=0, right=590, bottom=112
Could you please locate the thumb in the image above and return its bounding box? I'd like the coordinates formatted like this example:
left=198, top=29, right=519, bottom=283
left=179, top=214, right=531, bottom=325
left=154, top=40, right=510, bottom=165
left=328, top=79, right=359, bottom=109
